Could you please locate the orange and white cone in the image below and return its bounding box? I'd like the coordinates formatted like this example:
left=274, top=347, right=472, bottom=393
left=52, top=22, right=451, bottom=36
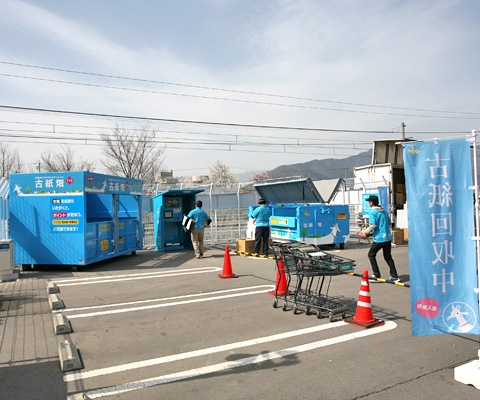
left=345, top=269, right=384, bottom=329
left=218, top=245, right=238, bottom=279
left=268, top=253, right=288, bottom=296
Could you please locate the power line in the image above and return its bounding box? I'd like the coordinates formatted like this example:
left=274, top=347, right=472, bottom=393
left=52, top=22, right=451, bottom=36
left=3, top=72, right=480, bottom=120
left=0, top=118, right=470, bottom=136
left=0, top=104, right=403, bottom=132
left=2, top=60, right=479, bottom=117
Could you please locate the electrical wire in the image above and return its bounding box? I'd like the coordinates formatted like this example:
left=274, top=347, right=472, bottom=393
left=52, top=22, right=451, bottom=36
left=1, top=60, right=479, bottom=117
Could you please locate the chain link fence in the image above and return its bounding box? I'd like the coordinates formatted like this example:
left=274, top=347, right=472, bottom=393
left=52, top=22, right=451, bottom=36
left=141, top=182, right=368, bottom=249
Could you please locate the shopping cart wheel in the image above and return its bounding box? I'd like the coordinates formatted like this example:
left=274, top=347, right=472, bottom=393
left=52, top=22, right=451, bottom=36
left=342, top=311, right=346, bottom=319
left=305, top=306, right=311, bottom=315
left=293, top=305, right=299, bottom=314
left=316, top=310, right=323, bottom=319
left=273, top=299, right=279, bottom=308
left=282, top=303, right=288, bottom=311
left=329, top=312, right=334, bottom=322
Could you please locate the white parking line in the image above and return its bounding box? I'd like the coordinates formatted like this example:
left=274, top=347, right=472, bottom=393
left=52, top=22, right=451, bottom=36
left=55, top=267, right=222, bottom=286
left=65, top=319, right=345, bottom=382
left=61, top=285, right=274, bottom=313
left=73, top=320, right=396, bottom=398
left=65, top=286, right=274, bottom=319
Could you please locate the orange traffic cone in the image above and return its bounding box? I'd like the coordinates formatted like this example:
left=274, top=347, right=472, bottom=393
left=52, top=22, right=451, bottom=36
left=218, top=245, right=238, bottom=279
left=345, top=269, right=384, bottom=329
left=268, top=253, right=288, bottom=296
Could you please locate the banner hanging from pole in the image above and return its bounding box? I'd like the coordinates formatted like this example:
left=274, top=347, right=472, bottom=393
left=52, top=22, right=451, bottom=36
left=404, top=138, right=479, bottom=336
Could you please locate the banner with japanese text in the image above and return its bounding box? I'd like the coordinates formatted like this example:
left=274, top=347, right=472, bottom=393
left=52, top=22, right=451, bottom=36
left=404, top=139, right=479, bottom=336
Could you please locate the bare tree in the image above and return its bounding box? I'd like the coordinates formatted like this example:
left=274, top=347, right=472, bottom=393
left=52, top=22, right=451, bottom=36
left=209, top=160, right=238, bottom=188
left=100, top=124, right=166, bottom=183
left=39, top=146, right=95, bottom=172
left=0, top=141, right=22, bottom=177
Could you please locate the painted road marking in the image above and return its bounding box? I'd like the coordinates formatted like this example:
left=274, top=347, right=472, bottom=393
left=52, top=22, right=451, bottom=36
left=64, top=285, right=274, bottom=319
left=72, top=320, right=397, bottom=398
left=55, top=267, right=222, bottom=286
left=61, top=285, right=274, bottom=313
left=64, top=320, right=346, bottom=382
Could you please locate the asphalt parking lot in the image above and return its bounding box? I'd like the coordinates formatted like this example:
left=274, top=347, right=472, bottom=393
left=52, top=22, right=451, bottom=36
left=1, top=240, right=479, bottom=400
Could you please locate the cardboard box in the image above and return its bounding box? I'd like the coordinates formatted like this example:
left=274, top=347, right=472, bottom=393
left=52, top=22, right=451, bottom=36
left=235, top=238, right=273, bottom=255
left=395, top=192, right=406, bottom=205
left=401, top=228, right=408, bottom=241
left=236, top=239, right=255, bottom=254
left=392, top=229, right=404, bottom=245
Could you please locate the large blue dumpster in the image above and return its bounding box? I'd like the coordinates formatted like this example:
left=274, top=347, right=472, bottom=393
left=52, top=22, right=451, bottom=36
left=9, top=171, right=142, bottom=267
left=253, top=178, right=350, bottom=248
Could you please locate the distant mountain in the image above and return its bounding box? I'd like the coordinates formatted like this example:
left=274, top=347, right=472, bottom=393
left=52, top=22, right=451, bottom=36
left=239, top=149, right=372, bottom=182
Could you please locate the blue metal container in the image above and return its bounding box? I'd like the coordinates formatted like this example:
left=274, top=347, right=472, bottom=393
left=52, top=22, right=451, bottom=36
left=253, top=178, right=350, bottom=247
left=9, top=171, right=142, bottom=266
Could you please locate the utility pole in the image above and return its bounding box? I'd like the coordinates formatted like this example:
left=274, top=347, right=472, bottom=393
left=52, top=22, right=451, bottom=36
left=401, top=122, right=406, bottom=140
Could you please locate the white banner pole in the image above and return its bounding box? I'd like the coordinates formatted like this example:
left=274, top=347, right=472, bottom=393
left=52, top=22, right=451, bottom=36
left=454, top=129, right=480, bottom=389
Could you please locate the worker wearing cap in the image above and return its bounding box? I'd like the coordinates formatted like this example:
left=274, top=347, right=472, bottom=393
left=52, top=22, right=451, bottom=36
left=358, top=195, right=400, bottom=283
left=252, top=198, right=271, bottom=257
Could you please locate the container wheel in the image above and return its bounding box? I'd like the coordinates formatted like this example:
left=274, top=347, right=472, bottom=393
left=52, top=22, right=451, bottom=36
left=22, top=264, right=33, bottom=271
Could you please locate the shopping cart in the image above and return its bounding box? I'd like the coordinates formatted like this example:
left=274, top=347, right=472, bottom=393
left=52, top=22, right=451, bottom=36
left=271, top=244, right=300, bottom=310
left=271, top=242, right=355, bottom=321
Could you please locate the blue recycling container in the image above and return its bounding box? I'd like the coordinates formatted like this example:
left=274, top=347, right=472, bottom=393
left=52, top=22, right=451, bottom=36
left=9, top=171, right=142, bottom=267
left=253, top=178, right=350, bottom=247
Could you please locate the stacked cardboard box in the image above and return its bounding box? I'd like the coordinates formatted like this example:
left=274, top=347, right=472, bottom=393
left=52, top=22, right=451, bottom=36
left=391, top=229, right=404, bottom=245
left=236, top=239, right=255, bottom=254
left=235, top=238, right=273, bottom=255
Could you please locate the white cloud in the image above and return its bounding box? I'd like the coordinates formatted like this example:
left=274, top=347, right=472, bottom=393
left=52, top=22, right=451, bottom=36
left=0, top=0, right=479, bottom=177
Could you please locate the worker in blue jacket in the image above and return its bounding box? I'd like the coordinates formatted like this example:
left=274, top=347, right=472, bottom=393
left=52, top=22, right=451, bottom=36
left=252, top=198, right=271, bottom=257
left=358, top=195, right=400, bottom=283
left=187, top=200, right=211, bottom=259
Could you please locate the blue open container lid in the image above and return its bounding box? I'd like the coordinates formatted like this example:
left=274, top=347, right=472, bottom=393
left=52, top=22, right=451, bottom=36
left=253, top=178, right=324, bottom=204
left=153, top=189, right=205, bottom=198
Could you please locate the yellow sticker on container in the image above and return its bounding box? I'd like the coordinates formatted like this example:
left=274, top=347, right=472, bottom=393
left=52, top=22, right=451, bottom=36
left=336, top=213, right=347, bottom=219
left=100, top=239, right=109, bottom=251
left=52, top=220, right=79, bottom=225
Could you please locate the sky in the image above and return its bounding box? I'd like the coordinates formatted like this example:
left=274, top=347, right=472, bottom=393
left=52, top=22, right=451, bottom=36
left=0, top=0, right=479, bottom=179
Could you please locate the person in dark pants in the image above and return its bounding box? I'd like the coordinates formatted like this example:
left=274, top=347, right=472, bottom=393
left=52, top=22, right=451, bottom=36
left=358, top=195, right=400, bottom=283
left=252, top=198, right=271, bottom=257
